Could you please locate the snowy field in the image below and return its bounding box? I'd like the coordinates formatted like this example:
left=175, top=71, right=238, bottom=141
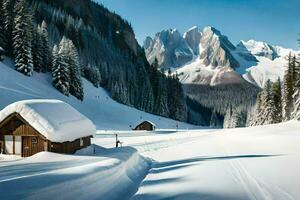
left=1, top=121, right=300, bottom=200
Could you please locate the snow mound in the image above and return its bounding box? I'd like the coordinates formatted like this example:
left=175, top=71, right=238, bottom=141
left=0, top=99, right=96, bottom=142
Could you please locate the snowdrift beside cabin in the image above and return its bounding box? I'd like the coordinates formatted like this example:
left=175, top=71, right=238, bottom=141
left=0, top=99, right=96, bottom=143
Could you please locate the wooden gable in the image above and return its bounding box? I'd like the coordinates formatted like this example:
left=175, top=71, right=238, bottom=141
left=0, top=113, right=45, bottom=139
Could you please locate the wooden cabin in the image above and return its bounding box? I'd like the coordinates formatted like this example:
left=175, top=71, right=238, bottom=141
left=134, top=121, right=156, bottom=131
left=0, top=100, right=96, bottom=157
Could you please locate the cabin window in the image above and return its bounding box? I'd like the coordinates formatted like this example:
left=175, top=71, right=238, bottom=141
left=32, top=137, right=37, bottom=144
left=80, top=138, right=84, bottom=147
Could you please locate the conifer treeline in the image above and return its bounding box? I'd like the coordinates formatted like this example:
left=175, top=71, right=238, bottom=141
left=0, top=0, right=84, bottom=100
left=0, top=0, right=188, bottom=121
left=251, top=53, right=300, bottom=125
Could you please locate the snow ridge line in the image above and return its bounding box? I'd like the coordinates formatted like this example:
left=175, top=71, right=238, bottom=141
left=0, top=160, right=112, bottom=183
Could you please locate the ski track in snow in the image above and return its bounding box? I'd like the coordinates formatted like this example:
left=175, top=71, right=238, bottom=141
left=0, top=86, right=44, bottom=98
left=219, top=137, right=295, bottom=200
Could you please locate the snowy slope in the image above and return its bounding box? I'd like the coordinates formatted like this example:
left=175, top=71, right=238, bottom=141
left=176, top=58, right=244, bottom=86
left=236, top=40, right=300, bottom=87
left=0, top=59, right=196, bottom=130
left=92, top=121, right=300, bottom=200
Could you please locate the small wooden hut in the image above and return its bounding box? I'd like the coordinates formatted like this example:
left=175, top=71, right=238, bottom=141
left=0, top=99, right=96, bottom=157
left=134, top=121, right=156, bottom=131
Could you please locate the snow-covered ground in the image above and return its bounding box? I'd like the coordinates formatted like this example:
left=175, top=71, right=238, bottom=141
left=1, top=121, right=300, bottom=199
left=0, top=59, right=196, bottom=130
left=95, top=121, right=300, bottom=200
left=0, top=146, right=150, bottom=200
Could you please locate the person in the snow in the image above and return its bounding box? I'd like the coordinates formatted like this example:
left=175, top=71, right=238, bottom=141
left=115, top=134, right=122, bottom=147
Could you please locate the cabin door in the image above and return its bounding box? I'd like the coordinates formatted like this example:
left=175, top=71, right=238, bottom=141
left=22, top=136, right=42, bottom=157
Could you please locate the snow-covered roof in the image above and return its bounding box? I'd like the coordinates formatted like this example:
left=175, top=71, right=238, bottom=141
left=0, top=99, right=96, bottom=143
left=140, top=120, right=156, bottom=127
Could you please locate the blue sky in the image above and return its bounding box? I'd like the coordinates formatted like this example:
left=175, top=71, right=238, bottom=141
left=98, top=0, right=300, bottom=49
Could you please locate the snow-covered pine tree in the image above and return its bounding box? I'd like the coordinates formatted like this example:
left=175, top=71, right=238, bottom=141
left=3, top=0, right=15, bottom=56
left=223, top=106, right=246, bottom=128
left=39, top=21, right=51, bottom=72
left=66, top=39, right=84, bottom=101
left=223, top=107, right=233, bottom=128
left=13, top=0, right=33, bottom=76
left=260, top=79, right=277, bottom=125
left=51, top=44, right=58, bottom=71
left=292, top=56, right=300, bottom=119
left=282, top=53, right=296, bottom=121
left=52, top=39, right=70, bottom=96
left=272, top=78, right=283, bottom=123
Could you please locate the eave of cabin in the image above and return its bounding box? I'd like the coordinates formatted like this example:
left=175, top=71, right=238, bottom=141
left=0, top=112, right=47, bottom=140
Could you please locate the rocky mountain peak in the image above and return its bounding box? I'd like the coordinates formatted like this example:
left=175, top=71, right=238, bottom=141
left=143, top=28, right=193, bottom=69
left=200, top=26, right=239, bottom=69
left=183, top=26, right=201, bottom=55
left=143, top=36, right=153, bottom=50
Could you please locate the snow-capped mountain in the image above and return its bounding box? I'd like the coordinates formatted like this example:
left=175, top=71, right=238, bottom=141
left=144, top=26, right=300, bottom=88
left=144, top=29, right=193, bottom=69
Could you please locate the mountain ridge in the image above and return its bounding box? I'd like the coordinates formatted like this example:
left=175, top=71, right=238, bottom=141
left=144, top=26, right=300, bottom=88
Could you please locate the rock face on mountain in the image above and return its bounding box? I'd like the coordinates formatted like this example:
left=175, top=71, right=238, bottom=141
left=200, top=26, right=240, bottom=69
left=183, top=26, right=201, bottom=55
left=144, top=26, right=299, bottom=88
left=144, top=26, right=240, bottom=71
left=144, top=29, right=193, bottom=69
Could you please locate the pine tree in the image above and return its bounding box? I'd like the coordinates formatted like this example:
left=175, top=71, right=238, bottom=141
left=39, top=21, right=51, bottom=72
left=32, top=26, right=43, bottom=72
left=154, top=75, right=169, bottom=117
left=52, top=39, right=70, bottom=96
left=13, top=0, right=33, bottom=76
left=282, top=53, right=296, bottom=121
left=66, top=39, right=84, bottom=100
left=3, top=0, right=15, bottom=56
left=51, top=44, right=59, bottom=71
left=167, top=75, right=187, bottom=121
left=272, top=78, right=282, bottom=123
left=261, top=79, right=277, bottom=125
left=292, top=56, right=300, bottom=119
left=251, top=92, right=263, bottom=126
